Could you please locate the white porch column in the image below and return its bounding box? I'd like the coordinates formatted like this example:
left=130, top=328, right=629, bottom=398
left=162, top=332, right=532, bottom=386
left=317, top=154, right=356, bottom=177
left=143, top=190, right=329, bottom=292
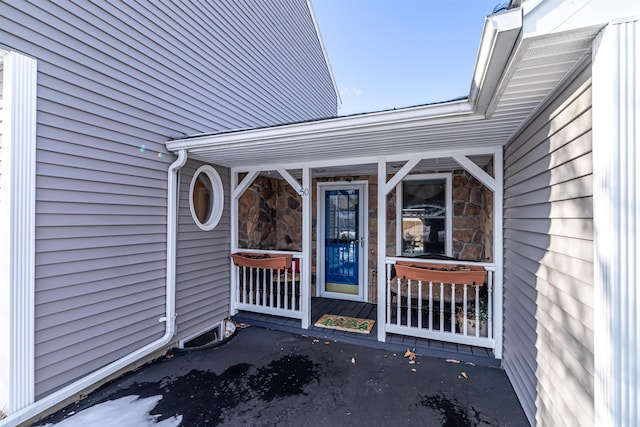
left=230, top=170, right=238, bottom=253
left=301, top=165, right=312, bottom=329
left=0, top=51, right=37, bottom=414
left=593, top=19, right=640, bottom=427
left=376, top=159, right=387, bottom=342
left=492, top=148, right=504, bottom=359
left=229, top=170, right=238, bottom=316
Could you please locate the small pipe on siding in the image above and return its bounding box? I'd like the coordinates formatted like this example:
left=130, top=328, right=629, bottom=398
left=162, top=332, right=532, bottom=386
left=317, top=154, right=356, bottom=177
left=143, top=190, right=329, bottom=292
left=2, top=149, right=188, bottom=427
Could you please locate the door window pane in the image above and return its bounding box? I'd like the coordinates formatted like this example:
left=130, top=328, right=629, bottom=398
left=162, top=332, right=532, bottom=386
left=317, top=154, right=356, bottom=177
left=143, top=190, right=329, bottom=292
left=325, top=189, right=359, bottom=288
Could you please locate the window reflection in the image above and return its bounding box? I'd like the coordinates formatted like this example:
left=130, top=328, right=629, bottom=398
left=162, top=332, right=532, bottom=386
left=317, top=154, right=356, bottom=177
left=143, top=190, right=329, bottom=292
left=401, top=179, right=446, bottom=256
left=193, top=173, right=213, bottom=223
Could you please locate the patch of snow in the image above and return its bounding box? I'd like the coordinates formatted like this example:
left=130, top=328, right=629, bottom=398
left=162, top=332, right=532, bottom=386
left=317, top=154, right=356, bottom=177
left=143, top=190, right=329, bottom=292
left=38, top=395, right=182, bottom=427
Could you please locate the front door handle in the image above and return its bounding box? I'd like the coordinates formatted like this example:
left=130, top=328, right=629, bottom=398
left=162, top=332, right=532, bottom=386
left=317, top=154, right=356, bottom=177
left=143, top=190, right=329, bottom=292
left=351, top=238, right=365, bottom=248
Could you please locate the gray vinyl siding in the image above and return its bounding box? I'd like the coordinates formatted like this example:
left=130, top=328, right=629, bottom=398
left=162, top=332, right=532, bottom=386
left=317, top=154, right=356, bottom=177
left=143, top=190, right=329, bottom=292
left=175, top=161, right=231, bottom=341
left=503, top=60, right=593, bottom=426
left=0, top=0, right=336, bottom=398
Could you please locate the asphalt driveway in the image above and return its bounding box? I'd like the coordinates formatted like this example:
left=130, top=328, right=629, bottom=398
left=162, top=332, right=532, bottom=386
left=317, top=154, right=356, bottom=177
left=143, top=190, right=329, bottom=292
left=36, top=326, right=528, bottom=426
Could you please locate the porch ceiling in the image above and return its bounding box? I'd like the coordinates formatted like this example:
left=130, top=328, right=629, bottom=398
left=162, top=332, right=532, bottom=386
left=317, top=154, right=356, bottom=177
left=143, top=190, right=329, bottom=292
left=165, top=11, right=601, bottom=176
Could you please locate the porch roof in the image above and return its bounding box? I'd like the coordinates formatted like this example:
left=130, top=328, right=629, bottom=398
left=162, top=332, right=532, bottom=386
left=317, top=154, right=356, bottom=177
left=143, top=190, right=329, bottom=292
left=165, top=6, right=601, bottom=175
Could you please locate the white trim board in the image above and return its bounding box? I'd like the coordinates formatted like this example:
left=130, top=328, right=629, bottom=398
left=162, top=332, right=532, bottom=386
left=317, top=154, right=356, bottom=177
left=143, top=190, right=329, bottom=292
left=0, top=51, right=37, bottom=415
left=592, top=19, right=640, bottom=427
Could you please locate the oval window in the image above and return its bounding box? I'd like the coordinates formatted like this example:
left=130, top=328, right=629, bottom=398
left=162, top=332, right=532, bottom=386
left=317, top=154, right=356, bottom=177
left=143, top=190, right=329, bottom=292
left=189, top=165, right=224, bottom=230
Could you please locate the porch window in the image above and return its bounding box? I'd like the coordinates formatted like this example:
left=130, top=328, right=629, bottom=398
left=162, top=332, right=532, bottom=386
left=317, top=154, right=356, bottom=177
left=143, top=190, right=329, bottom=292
left=189, top=165, right=224, bottom=231
left=397, top=174, right=452, bottom=257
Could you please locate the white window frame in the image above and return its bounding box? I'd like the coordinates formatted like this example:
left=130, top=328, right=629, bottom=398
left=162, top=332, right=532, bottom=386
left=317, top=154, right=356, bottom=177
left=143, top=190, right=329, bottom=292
left=395, top=173, right=453, bottom=257
left=189, top=165, right=224, bottom=231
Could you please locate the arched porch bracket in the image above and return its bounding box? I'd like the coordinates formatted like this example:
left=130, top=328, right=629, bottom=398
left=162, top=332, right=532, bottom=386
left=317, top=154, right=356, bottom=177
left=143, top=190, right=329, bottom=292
left=232, top=168, right=302, bottom=200
left=452, top=153, right=497, bottom=192
left=232, top=169, right=260, bottom=200
left=383, top=158, right=421, bottom=195
left=276, top=167, right=303, bottom=195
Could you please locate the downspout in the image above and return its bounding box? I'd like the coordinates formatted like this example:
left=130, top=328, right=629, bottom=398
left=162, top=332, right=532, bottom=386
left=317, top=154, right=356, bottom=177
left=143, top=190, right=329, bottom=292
left=160, top=149, right=188, bottom=339
left=2, top=149, right=188, bottom=427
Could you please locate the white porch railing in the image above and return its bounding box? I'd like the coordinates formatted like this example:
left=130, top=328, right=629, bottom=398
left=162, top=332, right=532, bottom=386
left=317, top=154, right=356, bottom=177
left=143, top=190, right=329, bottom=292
left=385, top=257, right=495, bottom=348
left=231, top=250, right=304, bottom=320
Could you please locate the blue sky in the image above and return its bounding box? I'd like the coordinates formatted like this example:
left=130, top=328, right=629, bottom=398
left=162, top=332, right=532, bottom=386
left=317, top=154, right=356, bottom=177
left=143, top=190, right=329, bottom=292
left=310, top=0, right=504, bottom=115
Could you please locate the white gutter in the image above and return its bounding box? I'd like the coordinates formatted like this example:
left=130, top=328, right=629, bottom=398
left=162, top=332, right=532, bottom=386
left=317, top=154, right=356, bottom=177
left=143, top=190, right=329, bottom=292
left=166, top=99, right=477, bottom=152
left=1, top=149, right=188, bottom=427
left=470, top=8, right=522, bottom=112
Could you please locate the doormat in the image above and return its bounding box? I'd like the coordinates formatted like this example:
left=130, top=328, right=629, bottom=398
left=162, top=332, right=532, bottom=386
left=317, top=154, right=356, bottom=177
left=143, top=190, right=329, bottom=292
left=314, top=314, right=375, bottom=334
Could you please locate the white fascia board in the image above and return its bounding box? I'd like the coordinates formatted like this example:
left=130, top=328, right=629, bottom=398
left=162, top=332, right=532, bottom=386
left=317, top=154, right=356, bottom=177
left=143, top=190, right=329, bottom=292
left=166, top=99, right=476, bottom=152
left=469, top=8, right=523, bottom=110
left=522, top=0, right=640, bottom=37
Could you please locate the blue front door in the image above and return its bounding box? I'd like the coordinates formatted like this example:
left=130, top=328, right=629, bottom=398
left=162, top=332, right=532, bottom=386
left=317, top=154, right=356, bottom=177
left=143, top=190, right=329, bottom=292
left=321, top=184, right=365, bottom=299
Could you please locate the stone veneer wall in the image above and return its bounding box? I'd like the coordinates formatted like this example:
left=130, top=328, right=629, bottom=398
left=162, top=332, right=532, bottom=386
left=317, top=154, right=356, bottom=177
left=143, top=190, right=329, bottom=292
left=452, top=170, right=488, bottom=261
left=237, top=169, right=493, bottom=302
left=480, top=160, right=494, bottom=262
left=238, top=175, right=302, bottom=250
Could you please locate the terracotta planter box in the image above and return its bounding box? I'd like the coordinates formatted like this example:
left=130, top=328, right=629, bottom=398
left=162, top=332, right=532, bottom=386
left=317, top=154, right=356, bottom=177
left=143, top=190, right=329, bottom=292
left=231, top=252, right=292, bottom=270
left=394, top=261, right=486, bottom=286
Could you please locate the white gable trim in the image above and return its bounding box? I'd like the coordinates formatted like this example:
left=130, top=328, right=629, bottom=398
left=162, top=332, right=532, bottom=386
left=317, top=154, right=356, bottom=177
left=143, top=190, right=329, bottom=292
left=305, top=0, right=340, bottom=110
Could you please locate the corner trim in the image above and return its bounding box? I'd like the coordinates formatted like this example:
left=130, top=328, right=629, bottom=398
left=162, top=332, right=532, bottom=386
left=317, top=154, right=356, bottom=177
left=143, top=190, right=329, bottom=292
left=0, top=51, right=37, bottom=414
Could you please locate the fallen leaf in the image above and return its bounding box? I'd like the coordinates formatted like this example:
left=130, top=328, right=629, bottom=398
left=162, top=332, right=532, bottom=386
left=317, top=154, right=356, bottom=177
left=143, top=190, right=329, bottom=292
left=446, top=359, right=461, bottom=364
left=409, top=360, right=416, bottom=365
left=165, top=354, right=174, bottom=359
left=411, top=368, right=417, bottom=372
left=404, top=348, right=416, bottom=361
left=461, top=372, right=468, bottom=379
left=312, top=339, right=319, bottom=344
left=324, top=341, right=331, bottom=345
left=351, top=357, right=356, bottom=364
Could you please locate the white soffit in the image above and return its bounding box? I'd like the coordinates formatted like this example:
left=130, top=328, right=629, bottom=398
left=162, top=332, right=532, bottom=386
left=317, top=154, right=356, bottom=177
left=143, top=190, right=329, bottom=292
left=166, top=7, right=599, bottom=174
